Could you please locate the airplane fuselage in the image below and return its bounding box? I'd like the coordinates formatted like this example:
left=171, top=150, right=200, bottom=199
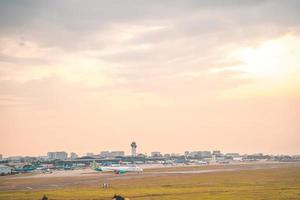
left=101, top=166, right=143, bottom=173
left=91, top=161, right=143, bottom=174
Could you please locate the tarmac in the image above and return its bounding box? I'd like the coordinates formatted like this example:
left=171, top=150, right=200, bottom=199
left=1, top=162, right=299, bottom=191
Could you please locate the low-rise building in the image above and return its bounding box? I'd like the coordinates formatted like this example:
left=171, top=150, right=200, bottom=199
left=164, top=154, right=171, bottom=158
left=56, top=152, right=68, bottom=160
left=7, top=156, right=22, bottom=162
left=184, top=151, right=190, bottom=157
left=70, top=152, right=78, bottom=159
left=212, top=150, right=222, bottom=157
left=189, top=151, right=212, bottom=158
left=110, top=151, right=125, bottom=157
left=99, top=151, right=125, bottom=158
left=226, top=153, right=240, bottom=158
left=36, top=156, right=48, bottom=161
left=47, top=152, right=68, bottom=160
left=0, top=165, right=12, bottom=175
left=47, top=152, right=56, bottom=160
left=151, top=152, right=162, bottom=157
left=171, top=153, right=180, bottom=157
left=100, top=151, right=110, bottom=157
left=86, top=153, right=94, bottom=157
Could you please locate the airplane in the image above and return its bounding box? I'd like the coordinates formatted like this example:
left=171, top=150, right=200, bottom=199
left=15, top=164, right=36, bottom=172
left=217, top=160, right=230, bottom=164
left=42, top=168, right=53, bottom=174
left=195, top=160, right=208, bottom=165
left=91, top=161, right=143, bottom=174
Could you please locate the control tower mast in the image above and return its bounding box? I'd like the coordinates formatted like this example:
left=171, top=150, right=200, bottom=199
left=131, top=141, right=137, bottom=157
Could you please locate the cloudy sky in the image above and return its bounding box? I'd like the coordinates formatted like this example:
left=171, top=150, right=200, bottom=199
left=1, top=0, right=300, bottom=156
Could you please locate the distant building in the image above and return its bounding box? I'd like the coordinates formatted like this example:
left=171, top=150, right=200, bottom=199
left=0, top=165, right=12, bottom=175
left=151, top=152, right=162, bottom=157
left=37, top=156, right=48, bottom=161
left=189, top=152, right=196, bottom=157
left=184, top=151, right=190, bottom=157
left=201, top=151, right=212, bottom=158
left=212, top=150, right=222, bottom=157
left=47, top=152, right=55, bottom=160
left=110, top=151, right=125, bottom=157
left=86, top=153, right=94, bottom=157
left=131, top=142, right=137, bottom=157
left=292, top=155, right=300, bottom=159
left=164, top=154, right=171, bottom=158
left=0, top=154, right=2, bottom=161
left=137, top=153, right=146, bottom=157
left=47, top=152, right=68, bottom=160
left=99, top=151, right=125, bottom=158
left=70, top=152, right=78, bottom=159
left=23, top=156, right=36, bottom=163
left=189, top=151, right=212, bottom=158
left=56, top=152, right=68, bottom=160
left=226, top=153, right=240, bottom=157
left=7, top=156, right=22, bottom=162
left=100, top=151, right=110, bottom=157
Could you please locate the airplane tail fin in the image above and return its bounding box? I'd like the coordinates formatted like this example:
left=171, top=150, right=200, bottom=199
left=91, top=161, right=100, bottom=170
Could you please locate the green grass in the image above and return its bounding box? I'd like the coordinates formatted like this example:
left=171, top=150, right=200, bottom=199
left=1, top=166, right=300, bottom=200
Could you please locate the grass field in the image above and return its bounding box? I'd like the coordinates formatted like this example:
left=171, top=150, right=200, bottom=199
left=1, top=165, right=300, bottom=200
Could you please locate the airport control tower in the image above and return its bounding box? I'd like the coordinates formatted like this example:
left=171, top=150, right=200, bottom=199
left=131, top=141, right=137, bottom=157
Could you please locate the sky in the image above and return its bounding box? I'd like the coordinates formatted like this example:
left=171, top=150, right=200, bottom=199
left=0, top=0, right=300, bottom=157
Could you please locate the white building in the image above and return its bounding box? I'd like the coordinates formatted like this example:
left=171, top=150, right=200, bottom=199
left=56, top=152, right=68, bottom=160
left=0, top=165, right=12, bottom=175
left=151, top=152, right=162, bottom=157
left=37, top=156, right=48, bottom=161
left=47, top=152, right=56, bottom=160
left=70, top=152, right=78, bottom=159
left=7, top=156, right=22, bottom=162
left=47, top=152, right=68, bottom=160
left=100, top=151, right=110, bottom=157
left=189, top=151, right=212, bottom=158
left=110, top=151, right=125, bottom=157
left=99, top=151, right=125, bottom=158
left=86, top=153, right=94, bottom=157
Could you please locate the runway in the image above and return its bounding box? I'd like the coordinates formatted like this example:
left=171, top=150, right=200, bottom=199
left=1, top=162, right=299, bottom=191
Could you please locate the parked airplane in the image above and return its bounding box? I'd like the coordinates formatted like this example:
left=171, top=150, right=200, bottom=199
left=91, top=161, right=143, bottom=174
left=195, top=160, right=208, bottom=165
left=15, top=164, right=36, bottom=172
